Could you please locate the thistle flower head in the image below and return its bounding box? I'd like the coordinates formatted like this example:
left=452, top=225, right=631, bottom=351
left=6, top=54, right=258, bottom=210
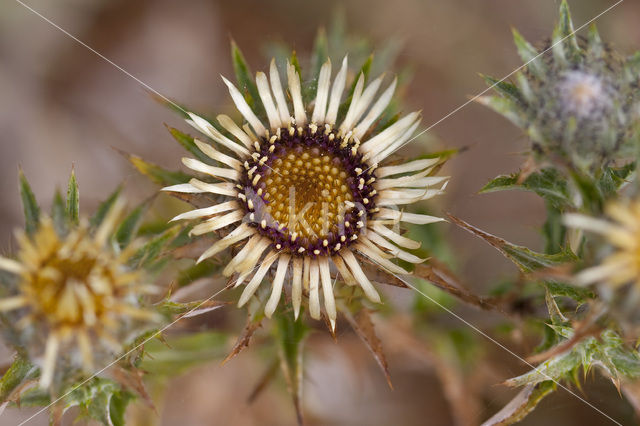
left=165, top=52, right=447, bottom=330
left=480, top=1, right=640, bottom=169
left=0, top=194, right=158, bottom=388
left=564, top=201, right=640, bottom=289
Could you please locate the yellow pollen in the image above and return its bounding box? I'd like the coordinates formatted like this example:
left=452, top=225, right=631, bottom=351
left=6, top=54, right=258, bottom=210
left=263, top=147, right=354, bottom=242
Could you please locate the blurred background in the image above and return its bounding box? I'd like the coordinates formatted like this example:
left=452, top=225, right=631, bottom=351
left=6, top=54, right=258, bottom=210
left=1, top=0, right=639, bottom=424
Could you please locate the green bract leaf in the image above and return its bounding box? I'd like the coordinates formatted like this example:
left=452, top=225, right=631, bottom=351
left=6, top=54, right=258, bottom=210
left=51, top=189, right=68, bottom=236
left=115, top=203, right=148, bottom=249
left=543, top=281, right=593, bottom=303
left=449, top=215, right=576, bottom=274
left=66, top=169, right=80, bottom=225
left=90, top=186, right=122, bottom=229
left=597, top=163, right=635, bottom=200
left=166, top=125, right=215, bottom=165
left=64, top=378, right=133, bottom=426
left=481, top=74, right=523, bottom=104
left=275, top=313, right=309, bottom=426
left=0, top=355, right=37, bottom=405
left=512, top=29, right=546, bottom=79
left=557, top=0, right=580, bottom=62
left=507, top=330, right=640, bottom=390
left=476, top=96, right=524, bottom=128
left=18, top=169, right=40, bottom=236
left=127, top=153, right=190, bottom=187
left=480, top=168, right=572, bottom=210
left=231, top=40, right=264, bottom=117
left=130, top=227, right=179, bottom=269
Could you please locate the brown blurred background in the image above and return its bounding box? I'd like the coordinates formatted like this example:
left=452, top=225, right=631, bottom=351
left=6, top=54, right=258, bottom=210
left=1, top=0, right=640, bottom=425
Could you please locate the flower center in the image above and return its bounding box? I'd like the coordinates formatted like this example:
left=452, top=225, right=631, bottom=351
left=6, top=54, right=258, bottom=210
left=558, top=70, right=613, bottom=118
left=264, top=147, right=354, bottom=240
left=28, top=254, right=109, bottom=327
left=239, top=125, right=378, bottom=256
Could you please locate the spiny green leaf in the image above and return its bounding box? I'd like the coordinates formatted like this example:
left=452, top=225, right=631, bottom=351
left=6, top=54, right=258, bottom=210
left=230, top=40, right=264, bottom=117
left=128, top=153, right=191, bottom=187
left=449, top=214, right=576, bottom=274
left=166, top=125, right=215, bottom=165
left=557, top=0, right=580, bottom=61
left=0, top=355, right=37, bottom=404
left=476, top=95, right=525, bottom=128
left=587, top=24, right=604, bottom=60
left=481, top=74, right=523, bottom=104
left=480, top=168, right=572, bottom=209
left=275, top=312, right=309, bottom=426
left=597, top=163, right=635, bottom=200
left=130, top=227, right=179, bottom=268
left=542, top=201, right=565, bottom=254
left=149, top=91, right=191, bottom=120
left=51, top=189, right=68, bottom=236
left=544, top=281, right=593, bottom=303
left=90, top=186, right=122, bottom=229
left=506, top=346, right=581, bottom=387
left=512, top=28, right=546, bottom=78
left=18, top=169, right=40, bottom=236
left=570, top=170, right=604, bottom=214
left=108, top=390, right=133, bottom=426
left=290, top=50, right=302, bottom=80
left=115, top=202, right=148, bottom=249
left=14, top=387, right=50, bottom=407
left=65, top=378, right=133, bottom=426
left=66, top=169, right=79, bottom=225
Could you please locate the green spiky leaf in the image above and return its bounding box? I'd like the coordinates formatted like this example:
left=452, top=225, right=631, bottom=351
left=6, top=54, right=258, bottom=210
left=128, top=154, right=191, bottom=187
left=66, top=169, right=79, bottom=225
left=481, top=168, right=572, bottom=209
left=130, top=227, right=179, bottom=269
left=477, top=95, right=525, bottom=128
left=275, top=312, right=309, bottom=426
left=0, top=356, right=37, bottom=405
left=51, top=189, right=68, bottom=236
left=115, top=203, right=148, bottom=249
left=231, top=41, right=264, bottom=117
left=166, top=125, right=215, bottom=165
left=557, top=0, right=580, bottom=61
left=64, top=378, right=133, bottom=426
left=481, top=74, right=523, bottom=104
left=587, top=24, right=604, bottom=60
left=450, top=215, right=576, bottom=274
left=90, top=186, right=122, bottom=229
left=512, top=29, right=546, bottom=79
left=18, top=169, right=40, bottom=236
